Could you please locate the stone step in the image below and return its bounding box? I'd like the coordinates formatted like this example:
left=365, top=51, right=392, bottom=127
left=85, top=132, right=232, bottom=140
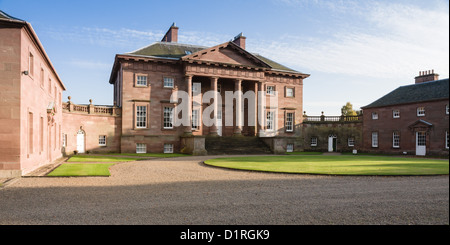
left=205, top=136, right=272, bottom=155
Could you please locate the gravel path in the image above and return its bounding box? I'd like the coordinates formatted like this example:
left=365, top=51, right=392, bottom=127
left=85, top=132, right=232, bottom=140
left=0, top=155, right=448, bottom=225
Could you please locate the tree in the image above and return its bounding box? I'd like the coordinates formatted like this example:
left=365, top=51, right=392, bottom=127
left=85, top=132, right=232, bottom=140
left=341, top=102, right=357, bottom=116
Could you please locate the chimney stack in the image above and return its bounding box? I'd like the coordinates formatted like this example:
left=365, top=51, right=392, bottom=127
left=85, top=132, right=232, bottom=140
left=414, top=69, right=439, bottom=84
left=161, top=22, right=179, bottom=43
left=232, top=32, right=246, bottom=49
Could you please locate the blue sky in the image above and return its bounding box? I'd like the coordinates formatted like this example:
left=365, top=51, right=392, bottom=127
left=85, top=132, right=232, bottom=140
left=1, top=0, right=448, bottom=115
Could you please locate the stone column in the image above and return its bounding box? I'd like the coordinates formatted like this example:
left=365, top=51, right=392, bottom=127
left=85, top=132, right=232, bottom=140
left=253, top=81, right=258, bottom=136
left=258, top=81, right=265, bottom=136
left=234, top=79, right=242, bottom=136
left=184, top=75, right=193, bottom=135
left=209, top=76, right=219, bottom=136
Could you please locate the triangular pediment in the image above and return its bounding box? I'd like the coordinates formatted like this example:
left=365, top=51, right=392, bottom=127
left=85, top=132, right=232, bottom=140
left=408, top=119, right=433, bottom=131
left=182, top=42, right=271, bottom=69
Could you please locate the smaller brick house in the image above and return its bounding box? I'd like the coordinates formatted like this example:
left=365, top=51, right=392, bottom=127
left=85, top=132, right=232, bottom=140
left=361, top=71, right=449, bottom=156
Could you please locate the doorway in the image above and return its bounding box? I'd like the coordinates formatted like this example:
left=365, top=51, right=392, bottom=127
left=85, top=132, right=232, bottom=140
left=416, top=131, right=426, bottom=156
left=76, top=129, right=85, bottom=153
left=328, top=135, right=337, bottom=152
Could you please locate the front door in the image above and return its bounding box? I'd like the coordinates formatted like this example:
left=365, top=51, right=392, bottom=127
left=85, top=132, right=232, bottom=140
left=328, top=135, right=337, bottom=152
left=416, top=131, right=426, bottom=156
left=76, top=130, right=85, bottom=153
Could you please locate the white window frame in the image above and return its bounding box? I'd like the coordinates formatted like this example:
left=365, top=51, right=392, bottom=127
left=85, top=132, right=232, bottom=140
left=311, top=137, right=318, bottom=147
left=417, top=107, right=425, bottom=117
left=372, top=132, right=378, bottom=147
left=266, top=85, right=275, bottom=95
left=99, top=135, right=106, bottom=146
left=136, top=75, right=147, bottom=86
left=192, top=109, right=200, bottom=130
left=286, top=87, right=294, bottom=97
left=393, top=131, right=400, bottom=148
left=163, top=77, right=174, bottom=88
left=136, top=106, right=147, bottom=128
left=446, top=104, right=449, bottom=115
left=62, top=133, right=67, bottom=147
left=163, top=107, right=174, bottom=129
left=286, top=143, right=294, bottom=153
left=192, top=82, right=201, bottom=93
left=372, top=112, right=378, bottom=120
left=266, top=110, right=275, bottom=131
left=164, top=143, right=174, bottom=153
left=285, top=112, right=294, bottom=132
left=446, top=131, right=449, bottom=149
left=348, top=138, right=355, bottom=147
left=393, top=110, right=400, bottom=118
left=136, top=143, right=147, bottom=154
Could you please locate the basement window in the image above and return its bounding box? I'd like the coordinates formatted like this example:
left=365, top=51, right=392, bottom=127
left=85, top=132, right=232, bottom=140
left=286, top=144, right=294, bottom=153
left=99, top=135, right=106, bottom=146
left=164, top=143, right=173, bottom=153
left=136, top=143, right=147, bottom=154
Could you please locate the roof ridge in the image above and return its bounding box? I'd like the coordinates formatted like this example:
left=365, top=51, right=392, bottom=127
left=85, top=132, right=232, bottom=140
left=0, top=10, right=25, bottom=22
left=399, top=78, right=449, bottom=88
left=126, top=41, right=208, bottom=54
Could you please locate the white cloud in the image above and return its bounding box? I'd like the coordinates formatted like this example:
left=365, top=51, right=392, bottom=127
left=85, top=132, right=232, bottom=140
left=254, top=0, right=449, bottom=80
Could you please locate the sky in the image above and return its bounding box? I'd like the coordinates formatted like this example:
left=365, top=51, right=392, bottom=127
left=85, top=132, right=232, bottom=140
left=1, top=0, right=448, bottom=116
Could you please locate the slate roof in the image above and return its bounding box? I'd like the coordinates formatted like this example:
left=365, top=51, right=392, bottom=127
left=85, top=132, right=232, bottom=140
left=0, top=10, right=24, bottom=22
left=126, top=41, right=300, bottom=73
left=362, top=78, right=449, bottom=109
left=128, top=42, right=207, bottom=59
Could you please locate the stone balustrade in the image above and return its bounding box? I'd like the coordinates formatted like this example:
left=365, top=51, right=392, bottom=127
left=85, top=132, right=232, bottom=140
left=62, top=97, right=120, bottom=116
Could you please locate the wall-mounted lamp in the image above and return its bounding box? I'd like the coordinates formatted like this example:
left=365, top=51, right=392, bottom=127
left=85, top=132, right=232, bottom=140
left=22, top=70, right=29, bottom=75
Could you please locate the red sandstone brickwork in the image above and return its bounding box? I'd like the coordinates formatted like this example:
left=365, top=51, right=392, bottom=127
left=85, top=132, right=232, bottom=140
left=362, top=100, right=449, bottom=156
left=62, top=111, right=121, bottom=154
left=0, top=21, right=65, bottom=177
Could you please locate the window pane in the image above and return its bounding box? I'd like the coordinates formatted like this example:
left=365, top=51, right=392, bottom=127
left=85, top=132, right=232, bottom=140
left=164, top=107, right=174, bottom=128
left=372, top=132, right=378, bottom=147
left=393, top=132, right=400, bottom=148
left=266, top=111, right=274, bottom=130
left=136, top=143, right=146, bottom=153
left=136, top=106, right=147, bottom=128
left=99, top=135, right=106, bottom=146
left=192, top=109, right=199, bottom=130
left=164, top=143, right=173, bottom=153
left=286, top=143, right=294, bottom=152
left=164, top=77, right=174, bottom=88
left=286, top=88, right=294, bottom=97
left=348, top=138, right=355, bottom=147
left=137, top=75, right=147, bottom=86
left=286, top=113, right=293, bottom=132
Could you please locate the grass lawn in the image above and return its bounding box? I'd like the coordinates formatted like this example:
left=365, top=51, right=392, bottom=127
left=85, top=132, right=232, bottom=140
left=47, top=163, right=115, bottom=177
left=204, top=155, right=449, bottom=175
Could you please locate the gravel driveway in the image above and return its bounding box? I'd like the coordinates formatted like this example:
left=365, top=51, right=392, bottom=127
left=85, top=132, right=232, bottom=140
left=0, top=155, right=448, bottom=225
